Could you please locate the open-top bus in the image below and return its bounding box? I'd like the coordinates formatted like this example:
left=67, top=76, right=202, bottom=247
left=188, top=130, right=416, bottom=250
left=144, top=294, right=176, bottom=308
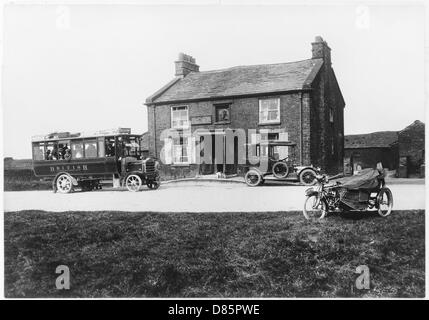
left=31, top=128, right=160, bottom=193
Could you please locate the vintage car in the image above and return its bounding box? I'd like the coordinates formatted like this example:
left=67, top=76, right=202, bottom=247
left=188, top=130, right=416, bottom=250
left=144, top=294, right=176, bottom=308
left=31, top=128, right=160, bottom=193
left=244, top=140, right=319, bottom=186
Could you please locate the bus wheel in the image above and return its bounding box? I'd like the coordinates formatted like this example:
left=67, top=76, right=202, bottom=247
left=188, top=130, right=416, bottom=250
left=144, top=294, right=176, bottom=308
left=56, top=174, right=74, bottom=194
left=126, top=174, right=142, bottom=192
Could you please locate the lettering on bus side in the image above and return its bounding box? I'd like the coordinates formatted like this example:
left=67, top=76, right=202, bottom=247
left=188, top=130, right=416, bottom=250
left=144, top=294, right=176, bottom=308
left=49, top=165, right=89, bottom=172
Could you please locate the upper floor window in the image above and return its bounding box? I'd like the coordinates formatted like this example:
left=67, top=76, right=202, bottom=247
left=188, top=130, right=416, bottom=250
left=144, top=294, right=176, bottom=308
left=171, top=106, right=189, bottom=129
left=259, top=98, right=280, bottom=124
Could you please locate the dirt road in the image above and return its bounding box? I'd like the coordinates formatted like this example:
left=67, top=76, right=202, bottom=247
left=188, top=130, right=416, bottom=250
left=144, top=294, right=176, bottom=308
left=3, top=182, right=425, bottom=212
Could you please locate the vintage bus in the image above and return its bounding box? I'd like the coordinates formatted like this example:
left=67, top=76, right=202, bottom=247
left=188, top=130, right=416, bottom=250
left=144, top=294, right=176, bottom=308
left=31, top=128, right=160, bottom=193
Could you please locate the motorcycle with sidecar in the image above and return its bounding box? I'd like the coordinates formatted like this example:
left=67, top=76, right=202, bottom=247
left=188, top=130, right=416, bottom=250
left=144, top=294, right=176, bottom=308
left=303, top=167, right=393, bottom=220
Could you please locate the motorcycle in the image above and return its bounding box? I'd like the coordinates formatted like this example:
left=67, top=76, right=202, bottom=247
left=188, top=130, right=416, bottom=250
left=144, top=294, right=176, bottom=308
left=303, top=167, right=393, bottom=220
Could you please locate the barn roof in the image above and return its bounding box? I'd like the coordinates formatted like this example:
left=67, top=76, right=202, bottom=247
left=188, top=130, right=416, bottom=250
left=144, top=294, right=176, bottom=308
left=345, top=131, right=398, bottom=149
left=146, top=58, right=324, bottom=104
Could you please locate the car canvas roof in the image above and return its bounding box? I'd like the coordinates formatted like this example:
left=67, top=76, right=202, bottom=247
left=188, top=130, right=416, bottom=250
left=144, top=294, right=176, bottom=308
left=257, top=140, right=297, bottom=147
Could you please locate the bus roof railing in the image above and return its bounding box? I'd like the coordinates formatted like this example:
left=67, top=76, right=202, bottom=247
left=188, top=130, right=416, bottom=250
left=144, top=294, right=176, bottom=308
left=31, top=128, right=133, bottom=142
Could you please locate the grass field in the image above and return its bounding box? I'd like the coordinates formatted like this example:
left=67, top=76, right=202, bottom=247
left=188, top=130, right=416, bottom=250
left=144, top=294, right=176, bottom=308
left=4, top=210, right=425, bottom=298
left=4, top=169, right=51, bottom=191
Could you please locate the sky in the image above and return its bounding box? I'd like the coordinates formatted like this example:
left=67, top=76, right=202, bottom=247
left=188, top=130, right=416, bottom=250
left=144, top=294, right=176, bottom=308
left=1, top=2, right=426, bottom=159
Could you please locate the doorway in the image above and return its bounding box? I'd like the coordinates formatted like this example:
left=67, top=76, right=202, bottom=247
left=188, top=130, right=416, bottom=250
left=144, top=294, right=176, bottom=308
left=198, top=131, right=238, bottom=175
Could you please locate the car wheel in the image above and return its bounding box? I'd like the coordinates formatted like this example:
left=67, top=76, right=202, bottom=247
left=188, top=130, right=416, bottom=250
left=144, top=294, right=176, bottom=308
left=272, top=162, right=289, bottom=179
left=245, top=170, right=262, bottom=187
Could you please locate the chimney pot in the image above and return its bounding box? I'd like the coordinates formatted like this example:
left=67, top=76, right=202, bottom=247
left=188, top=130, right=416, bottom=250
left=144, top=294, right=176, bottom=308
left=175, top=53, right=199, bottom=77
left=311, top=36, right=331, bottom=65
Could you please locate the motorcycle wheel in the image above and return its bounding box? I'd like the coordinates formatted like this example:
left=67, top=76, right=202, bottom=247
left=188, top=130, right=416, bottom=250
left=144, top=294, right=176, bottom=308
left=377, top=188, right=393, bottom=217
left=303, top=195, right=327, bottom=220
left=299, top=169, right=317, bottom=186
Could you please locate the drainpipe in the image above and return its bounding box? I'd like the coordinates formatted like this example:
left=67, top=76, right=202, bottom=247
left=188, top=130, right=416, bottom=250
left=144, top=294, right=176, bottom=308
left=153, top=106, right=157, bottom=158
left=299, top=93, right=303, bottom=164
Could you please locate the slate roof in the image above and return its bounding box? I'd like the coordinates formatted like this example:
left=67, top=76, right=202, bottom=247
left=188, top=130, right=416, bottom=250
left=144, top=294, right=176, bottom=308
left=399, top=120, right=425, bottom=134
left=147, top=58, right=324, bottom=104
left=345, top=131, right=398, bottom=149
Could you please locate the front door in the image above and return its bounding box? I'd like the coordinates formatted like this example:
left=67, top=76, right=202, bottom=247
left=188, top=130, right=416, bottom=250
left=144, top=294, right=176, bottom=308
left=199, top=132, right=238, bottom=175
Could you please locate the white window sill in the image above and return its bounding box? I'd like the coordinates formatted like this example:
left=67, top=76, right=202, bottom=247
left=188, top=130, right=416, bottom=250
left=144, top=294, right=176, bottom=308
left=258, top=121, right=281, bottom=126
left=171, top=163, right=191, bottom=167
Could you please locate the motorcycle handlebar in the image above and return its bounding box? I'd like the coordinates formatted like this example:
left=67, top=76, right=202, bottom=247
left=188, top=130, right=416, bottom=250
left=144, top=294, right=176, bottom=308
left=315, top=172, right=344, bottom=184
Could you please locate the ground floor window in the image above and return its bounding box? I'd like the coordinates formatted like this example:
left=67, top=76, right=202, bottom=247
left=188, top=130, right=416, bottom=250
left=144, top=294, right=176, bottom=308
left=163, top=134, right=195, bottom=165
left=173, top=136, right=189, bottom=164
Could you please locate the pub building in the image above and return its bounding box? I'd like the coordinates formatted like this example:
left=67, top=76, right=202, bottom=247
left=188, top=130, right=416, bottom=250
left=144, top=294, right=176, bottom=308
left=144, top=37, right=345, bottom=179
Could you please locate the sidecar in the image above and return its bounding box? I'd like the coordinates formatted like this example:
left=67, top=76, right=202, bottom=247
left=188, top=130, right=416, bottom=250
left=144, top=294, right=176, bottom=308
left=332, top=168, right=393, bottom=217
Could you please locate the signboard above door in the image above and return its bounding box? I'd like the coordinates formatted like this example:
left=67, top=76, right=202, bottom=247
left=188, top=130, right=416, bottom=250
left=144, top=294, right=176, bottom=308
left=191, top=116, right=212, bottom=125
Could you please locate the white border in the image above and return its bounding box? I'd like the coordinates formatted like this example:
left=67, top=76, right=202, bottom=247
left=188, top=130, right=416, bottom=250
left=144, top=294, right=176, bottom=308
left=1, top=0, right=427, bottom=301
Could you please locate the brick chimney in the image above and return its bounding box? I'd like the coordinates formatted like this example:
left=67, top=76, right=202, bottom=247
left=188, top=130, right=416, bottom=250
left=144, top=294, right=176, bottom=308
left=311, top=36, right=331, bottom=66
left=175, top=53, right=199, bottom=77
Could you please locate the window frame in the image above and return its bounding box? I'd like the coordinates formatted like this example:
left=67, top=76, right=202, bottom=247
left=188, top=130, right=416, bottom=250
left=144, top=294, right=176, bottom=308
left=259, top=98, right=281, bottom=125
left=172, top=135, right=190, bottom=165
left=171, top=105, right=190, bottom=129
left=329, top=107, right=334, bottom=123
left=32, top=142, right=45, bottom=161
left=104, top=136, right=116, bottom=157
left=83, top=139, right=98, bottom=158
left=71, top=140, right=84, bottom=159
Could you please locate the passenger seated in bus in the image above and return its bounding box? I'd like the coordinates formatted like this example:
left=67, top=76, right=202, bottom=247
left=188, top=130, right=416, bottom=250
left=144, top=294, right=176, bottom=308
left=46, top=149, right=52, bottom=160
left=106, top=142, right=115, bottom=157
left=64, top=148, right=71, bottom=160
left=58, top=144, right=69, bottom=160
left=51, top=146, right=59, bottom=160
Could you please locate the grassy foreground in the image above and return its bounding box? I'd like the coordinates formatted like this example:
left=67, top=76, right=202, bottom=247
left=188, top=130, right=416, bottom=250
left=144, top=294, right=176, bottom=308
left=4, top=210, right=425, bottom=298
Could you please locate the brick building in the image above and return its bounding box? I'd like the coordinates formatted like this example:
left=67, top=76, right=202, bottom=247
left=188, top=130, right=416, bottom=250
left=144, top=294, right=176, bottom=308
left=344, top=131, right=399, bottom=174
left=344, top=120, right=425, bottom=177
left=145, top=36, right=345, bottom=178
left=398, top=120, right=425, bottom=177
